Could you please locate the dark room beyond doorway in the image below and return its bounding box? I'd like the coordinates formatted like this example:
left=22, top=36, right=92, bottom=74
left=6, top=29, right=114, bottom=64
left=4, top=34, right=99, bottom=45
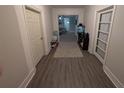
left=58, top=15, right=78, bottom=35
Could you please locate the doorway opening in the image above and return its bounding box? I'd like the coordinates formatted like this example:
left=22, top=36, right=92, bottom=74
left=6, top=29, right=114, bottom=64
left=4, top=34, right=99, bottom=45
left=58, top=15, right=78, bottom=36
left=55, top=15, right=83, bottom=58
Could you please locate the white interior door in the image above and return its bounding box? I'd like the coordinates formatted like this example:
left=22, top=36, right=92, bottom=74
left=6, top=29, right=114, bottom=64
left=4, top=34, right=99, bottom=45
left=25, top=7, right=44, bottom=66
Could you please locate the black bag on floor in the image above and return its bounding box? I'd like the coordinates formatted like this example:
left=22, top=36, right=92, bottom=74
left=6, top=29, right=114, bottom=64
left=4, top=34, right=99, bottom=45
left=83, top=33, right=89, bottom=50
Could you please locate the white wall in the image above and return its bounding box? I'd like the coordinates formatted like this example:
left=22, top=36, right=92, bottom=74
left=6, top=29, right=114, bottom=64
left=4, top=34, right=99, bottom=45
left=41, top=5, right=53, bottom=54
left=0, top=6, right=30, bottom=87
left=104, top=6, right=124, bottom=87
left=52, top=8, right=84, bottom=31
left=84, top=5, right=96, bottom=53
left=0, top=5, right=53, bottom=87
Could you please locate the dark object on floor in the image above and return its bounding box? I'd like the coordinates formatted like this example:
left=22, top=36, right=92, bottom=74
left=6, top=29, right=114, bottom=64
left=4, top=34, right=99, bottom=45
left=51, top=40, right=58, bottom=48
left=83, top=33, right=89, bottom=50
left=78, top=32, right=89, bottom=51
left=59, top=28, right=66, bottom=35
left=77, top=32, right=85, bottom=43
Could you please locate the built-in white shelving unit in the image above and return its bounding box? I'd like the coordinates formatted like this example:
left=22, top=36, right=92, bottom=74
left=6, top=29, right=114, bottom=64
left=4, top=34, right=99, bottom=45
left=94, top=6, right=115, bottom=64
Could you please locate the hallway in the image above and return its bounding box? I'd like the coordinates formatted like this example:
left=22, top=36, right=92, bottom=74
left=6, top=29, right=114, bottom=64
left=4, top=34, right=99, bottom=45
left=28, top=32, right=115, bottom=88
left=54, top=32, right=83, bottom=57
left=28, top=44, right=115, bottom=88
left=1, top=5, right=124, bottom=88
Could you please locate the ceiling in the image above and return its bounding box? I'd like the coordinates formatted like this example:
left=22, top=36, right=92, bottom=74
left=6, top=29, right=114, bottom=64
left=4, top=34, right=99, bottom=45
left=51, top=5, right=86, bottom=8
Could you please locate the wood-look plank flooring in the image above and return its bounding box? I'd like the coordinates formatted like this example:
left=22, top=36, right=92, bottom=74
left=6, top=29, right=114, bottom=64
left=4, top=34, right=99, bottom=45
left=27, top=46, right=115, bottom=88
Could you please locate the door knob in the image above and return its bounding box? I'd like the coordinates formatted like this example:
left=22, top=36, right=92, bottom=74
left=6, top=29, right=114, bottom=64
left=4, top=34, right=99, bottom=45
left=40, top=37, right=43, bottom=40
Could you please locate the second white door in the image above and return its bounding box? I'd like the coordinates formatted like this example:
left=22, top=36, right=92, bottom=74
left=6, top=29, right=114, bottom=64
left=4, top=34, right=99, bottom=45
left=25, top=7, right=44, bottom=66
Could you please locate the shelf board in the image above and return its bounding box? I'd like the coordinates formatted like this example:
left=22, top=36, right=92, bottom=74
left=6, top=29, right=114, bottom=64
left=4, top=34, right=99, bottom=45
left=97, top=38, right=107, bottom=44
left=99, top=22, right=111, bottom=24
left=96, top=45, right=106, bottom=53
left=98, top=30, right=109, bottom=34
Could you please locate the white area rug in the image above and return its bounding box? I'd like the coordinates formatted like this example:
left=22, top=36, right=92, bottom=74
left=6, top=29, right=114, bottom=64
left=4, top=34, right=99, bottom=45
left=54, top=32, right=83, bottom=58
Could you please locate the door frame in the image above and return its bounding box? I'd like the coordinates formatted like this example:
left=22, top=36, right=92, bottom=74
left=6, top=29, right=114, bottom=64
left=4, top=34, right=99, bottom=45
left=23, top=5, right=45, bottom=66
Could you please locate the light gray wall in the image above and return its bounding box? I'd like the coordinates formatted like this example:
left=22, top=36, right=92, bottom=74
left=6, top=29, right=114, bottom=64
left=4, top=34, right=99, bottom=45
left=0, top=6, right=29, bottom=87
left=105, top=6, right=124, bottom=87
left=0, top=5, right=53, bottom=87
left=41, top=5, right=53, bottom=54
left=84, top=5, right=96, bottom=53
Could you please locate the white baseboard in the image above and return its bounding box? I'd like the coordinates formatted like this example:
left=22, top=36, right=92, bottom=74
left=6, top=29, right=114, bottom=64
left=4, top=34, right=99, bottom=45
left=103, top=65, right=124, bottom=88
left=18, top=67, right=36, bottom=88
